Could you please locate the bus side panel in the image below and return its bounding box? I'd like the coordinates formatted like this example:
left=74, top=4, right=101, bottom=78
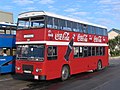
left=89, top=46, right=109, bottom=70
left=0, top=56, right=15, bottom=73
left=0, top=64, right=15, bottom=73
left=70, top=53, right=87, bottom=75
left=101, top=46, right=109, bottom=67
left=45, top=45, right=67, bottom=80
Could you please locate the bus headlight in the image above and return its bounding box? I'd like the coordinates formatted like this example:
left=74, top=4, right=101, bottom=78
left=36, top=69, right=42, bottom=73
left=35, top=58, right=44, bottom=61
left=16, top=67, right=20, bottom=70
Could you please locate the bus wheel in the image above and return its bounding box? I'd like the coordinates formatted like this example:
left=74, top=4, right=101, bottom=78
left=61, top=66, right=70, bottom=81
left=97, top=60, right=102, bottom=71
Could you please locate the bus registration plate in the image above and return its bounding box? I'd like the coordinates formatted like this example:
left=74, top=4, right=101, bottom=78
left=24, top=70, right=31, bottom=73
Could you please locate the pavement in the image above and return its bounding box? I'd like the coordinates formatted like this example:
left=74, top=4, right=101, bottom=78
left=109, top=56, right=120, bottom=60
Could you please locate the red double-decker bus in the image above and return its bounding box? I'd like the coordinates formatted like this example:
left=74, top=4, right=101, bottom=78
left=16, top=11, right=108, bottom=81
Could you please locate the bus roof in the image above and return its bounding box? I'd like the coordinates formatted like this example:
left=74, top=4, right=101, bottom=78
left=18, top=11, right=107, bottom=29
left=0, top=22, right=16, bottom=26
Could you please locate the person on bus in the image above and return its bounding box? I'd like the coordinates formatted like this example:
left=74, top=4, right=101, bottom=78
left=2, top=50, right=7, bottom=56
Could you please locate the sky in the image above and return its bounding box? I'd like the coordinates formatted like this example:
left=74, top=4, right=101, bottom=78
left=0, top=0, right=120, bottom=30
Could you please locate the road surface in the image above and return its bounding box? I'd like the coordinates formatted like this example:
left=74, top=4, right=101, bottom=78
left=0, top=57, right=120, bottom=90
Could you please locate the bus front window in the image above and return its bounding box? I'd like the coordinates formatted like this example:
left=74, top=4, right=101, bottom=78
left=18, top=18, right=29, bottom=29
left=18, top=16, right=45, bottom=29
left=16, top=45, right=45, bottom=61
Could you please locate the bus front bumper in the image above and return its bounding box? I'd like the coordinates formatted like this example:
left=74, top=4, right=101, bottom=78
left=16, top=73, right=46, bottom=80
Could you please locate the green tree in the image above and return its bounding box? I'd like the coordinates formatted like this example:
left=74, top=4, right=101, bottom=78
left=108, top=35, right=120, bottom=56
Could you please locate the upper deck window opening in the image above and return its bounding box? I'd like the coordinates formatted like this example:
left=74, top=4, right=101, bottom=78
left=73, top=22, right=78, bottom=32
left=53, top=18, right=59, bottom=29
left=18, top=18, right=30, bottom=29
left=18, top=16, right=45, bottom=29
left=100, top=28, right=104, bottom=35
left=66, top=21, right=72, bottom=31
left=47, top=16, right=53, bottom=29
left=11, top=30, right=16, bottom=35
left=78, top=23, right=82, bottom=33
left=91, top=26, right=96, bottom=34
left=59, top=19, right=67, bottom=30
left=0, top=25, right=16, bottom=35
left=82, top=24, right=88, bottom=33
left=6, top=30, right=11, bottom=34
left=31, top=16, right=45, bottom=28
left=103, top=29, right=108, bottom=36
left=96, top=27, right=99, bottom=35
left=88, top=25, right=92, bottom=34
left=0, top=29, right=5, bottom=34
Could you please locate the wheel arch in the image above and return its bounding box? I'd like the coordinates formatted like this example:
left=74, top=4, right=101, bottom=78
left=97, top=59, right=102, bottom=70
left=62, top=64, right=71, bottom=74
left=61, top=64, right=71, bottom=78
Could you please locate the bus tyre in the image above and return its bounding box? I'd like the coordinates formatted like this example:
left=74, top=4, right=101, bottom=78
left=61, top=66, right=70, bottom=81
left=97, top=61, right=102, bottom=71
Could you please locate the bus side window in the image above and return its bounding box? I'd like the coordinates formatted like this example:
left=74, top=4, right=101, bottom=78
left=6, top=30, right=11, bottom=34
left=88, top=47, right=92, bottom=56
left=96, top=47, right=100, bottom=55
left=96, top=27, right=99, bottom=35
left=0, top=29, right=5, bottom=34
left=6, top=48, right=11, bottom=56
left=74, top=47, right=79, bottom=58
left=72, top=22, right=78, bottom=32
left=79, top=46, right=83, bottom=57
left=100, top=28, right=103, bottom=35
left=88, top=25, right=91, bottom=34
left=103, top=29, right=108, bottom=36
left=91, top=26, right=96, bottom=34
left=74, top=46, right=83, bottom=58
left=47, top=16, right=53, bottom=28
left=83, top=47, right=88, bottom=57
left=12, top=48, right=16, bottom=56
left=0, top=48, right=2, bottom=55
left=11, top=30, right=16, bottom=35
left=82, top=24, right=87, bottom=33
left=67, top=21, right=72, bottom=31
left=92, top=47, right=95, bottom=56
left=53, top=18, right=59, bottom=29
left=78, top=23, right=82, bottom=33
left=58, top=19, right=67, bottom=30
left=0, top=48, right=11, bottom=56
left=100, top=47, right=103, bottom=56
left=103, top=47, right=105, bottom=55
left=47, top=46, right=57, bottom=60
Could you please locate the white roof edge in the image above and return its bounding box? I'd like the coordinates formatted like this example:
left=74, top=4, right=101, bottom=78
left=18, top=11, right=107, bottom=29
left=0, top=22, right=17, bottom=26
left=16, top=41, right=108, bottom=46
